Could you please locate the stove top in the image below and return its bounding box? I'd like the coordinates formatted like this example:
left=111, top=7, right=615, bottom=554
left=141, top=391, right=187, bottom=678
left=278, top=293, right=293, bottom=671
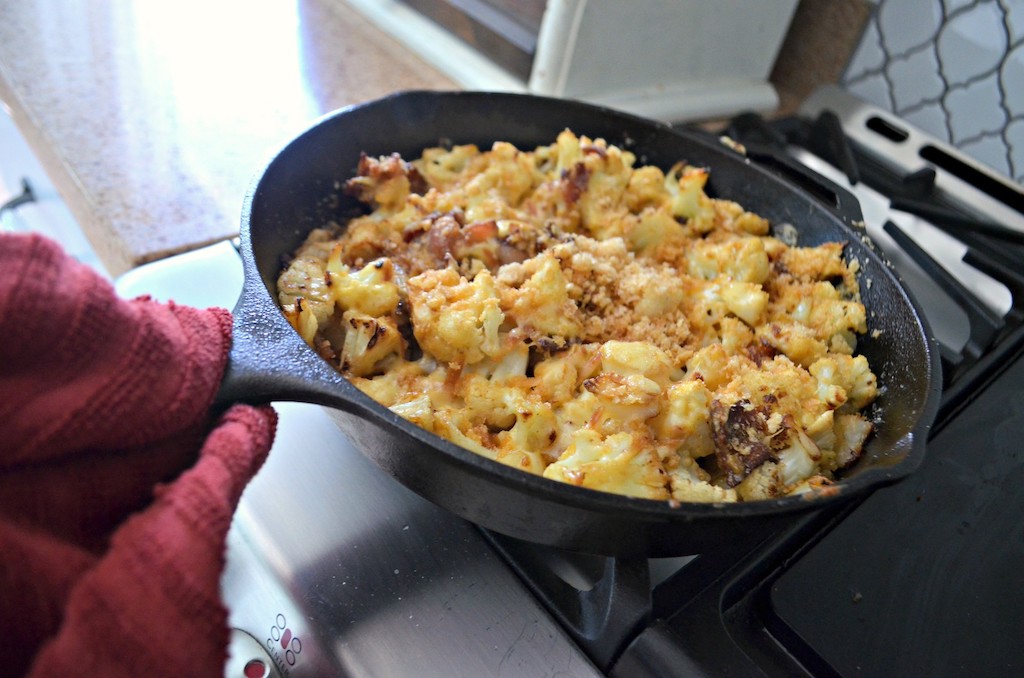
left=116, top=86, right=1024, bottom=678
left=607, top=86, right=1024, bottom=677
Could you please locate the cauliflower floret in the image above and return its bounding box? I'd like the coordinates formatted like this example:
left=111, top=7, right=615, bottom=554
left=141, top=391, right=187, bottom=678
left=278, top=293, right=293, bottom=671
left=810, top=354, right=878, bottom=411
left=389, top=394, right=435, bottom=431
left=720, top=280, right=769, bottom=326
left=460, top=373, right=522, bottom=430
left=554, top=128, right=584, bottom=174
left=771, top=280, right=867, bottom=353
left=350, top=361, right=431, bottom=407
left=718, top=317, right=755, bottom=356
left=624, top=206, right=687, bottom=254
left=670, top=456, right=738, bottom=503
left=413, top=143, right=480, bottom=190
left=407, top=267, right=504, bottom=364
left=328, top=256, right=401, bottom=317
left=686, top=237, right=770, bottom=284
left=831, top=413, right=874, bottom=469
left=466, top=343, right=529, bottom=381
left=433, top=410, right=499, bottom=461
left=599, top=341, right=679, bottom=387
left=543, top=429, right=670, bottom=500
left=686, top=278, right=730, bottom=331
left=780, top=242, right=853, bottom=284
left=755, top=321, right=828, bottom=368
left=716, top=355, right=828, bottom=433
left=344, top=152, right=424, bottom=211
left=582, top=371, right=663, bottom=433
left=686, top=278, right=768, bottom=330
left=710, top=355, right=829, bottom=484
left=551, top=389, right=602, bottom=449
left=533, top=356, right=579, bottom=405
left=735, top=462, right=785, bottom=501
left=666, top=163, right=716, bottom=233
left=805, top=410, right=836, bottom=450
left=339, top=311, right=404, bottom=377
left=501, top=254, right=583, bottom=339
left=576, top=142, right=636, bottom=240
left=685, top=344, right=747, bottom=391
left=624, top=164, right=668, bottom=212
left=277, top=253, right=334, bottom=329
left=501, top=401, right=560, bottom=459
left=532, top=344, right=600, bottom=404
left=540, top=131, right=638, bottom=240
left=454, top=376, right=552, bottom=477
left=460, top=141, right=540, bottom=207
left=710, top=198, right=771, bottom=235
left=774, top=423, right=822, bottom=487
left=281, top=297, right=320, bottom=345
left=433, top=404, right=546, bottom=476
left=808, top=290, right=867, bottom=350
left=734, top=423, right=822, bottom=500
left=653, top=380, right=714, bottom=459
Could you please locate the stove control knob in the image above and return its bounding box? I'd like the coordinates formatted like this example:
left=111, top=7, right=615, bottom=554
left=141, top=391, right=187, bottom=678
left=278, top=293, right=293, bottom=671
left=225, top=628, right=281, bottom=678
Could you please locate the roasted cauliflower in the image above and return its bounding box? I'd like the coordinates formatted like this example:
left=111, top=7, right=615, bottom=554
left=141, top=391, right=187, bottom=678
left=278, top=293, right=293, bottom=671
left=276, top=130, right=879, bottom=502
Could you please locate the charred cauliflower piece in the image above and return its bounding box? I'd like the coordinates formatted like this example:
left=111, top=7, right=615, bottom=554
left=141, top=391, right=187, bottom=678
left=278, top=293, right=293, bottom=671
left=339, top=311, right=404, bottom=377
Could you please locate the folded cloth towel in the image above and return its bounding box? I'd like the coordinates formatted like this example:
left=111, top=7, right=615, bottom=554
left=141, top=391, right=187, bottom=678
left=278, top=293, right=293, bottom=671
left=0, top=233, right=277, bottom=677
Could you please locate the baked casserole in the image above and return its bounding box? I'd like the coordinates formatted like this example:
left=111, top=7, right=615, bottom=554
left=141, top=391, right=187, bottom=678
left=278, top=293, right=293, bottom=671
left=277, top=130, right=878, bottom=503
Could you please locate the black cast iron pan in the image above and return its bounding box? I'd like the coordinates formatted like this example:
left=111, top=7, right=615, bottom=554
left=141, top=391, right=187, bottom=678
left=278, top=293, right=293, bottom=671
left=216, top=91, right=941, bottom=558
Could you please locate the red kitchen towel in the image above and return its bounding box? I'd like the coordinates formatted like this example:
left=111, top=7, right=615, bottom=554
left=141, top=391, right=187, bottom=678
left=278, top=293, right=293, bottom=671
left=0, top=233, right=277, bottom=677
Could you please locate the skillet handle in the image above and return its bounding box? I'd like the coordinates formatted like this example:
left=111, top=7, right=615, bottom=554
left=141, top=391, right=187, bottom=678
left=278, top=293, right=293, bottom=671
left=212, top=285, right=370, bottom=416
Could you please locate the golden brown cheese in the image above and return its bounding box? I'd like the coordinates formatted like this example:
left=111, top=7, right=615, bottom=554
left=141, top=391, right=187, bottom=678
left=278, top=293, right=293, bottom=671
left=277, top=130, right=879, bottom=502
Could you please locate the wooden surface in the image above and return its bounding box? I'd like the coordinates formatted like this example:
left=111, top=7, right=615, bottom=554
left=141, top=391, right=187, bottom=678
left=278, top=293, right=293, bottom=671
left=0, top=0, right=457, bottom=275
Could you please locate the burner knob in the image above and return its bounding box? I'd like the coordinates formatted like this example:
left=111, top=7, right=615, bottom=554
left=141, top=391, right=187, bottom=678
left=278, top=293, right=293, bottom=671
left=225, top=628, right=281, bottom=678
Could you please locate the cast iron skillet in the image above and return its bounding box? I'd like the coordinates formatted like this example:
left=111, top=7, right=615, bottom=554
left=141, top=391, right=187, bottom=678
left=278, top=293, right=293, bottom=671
left=217, top=91, right=941, bottom=558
